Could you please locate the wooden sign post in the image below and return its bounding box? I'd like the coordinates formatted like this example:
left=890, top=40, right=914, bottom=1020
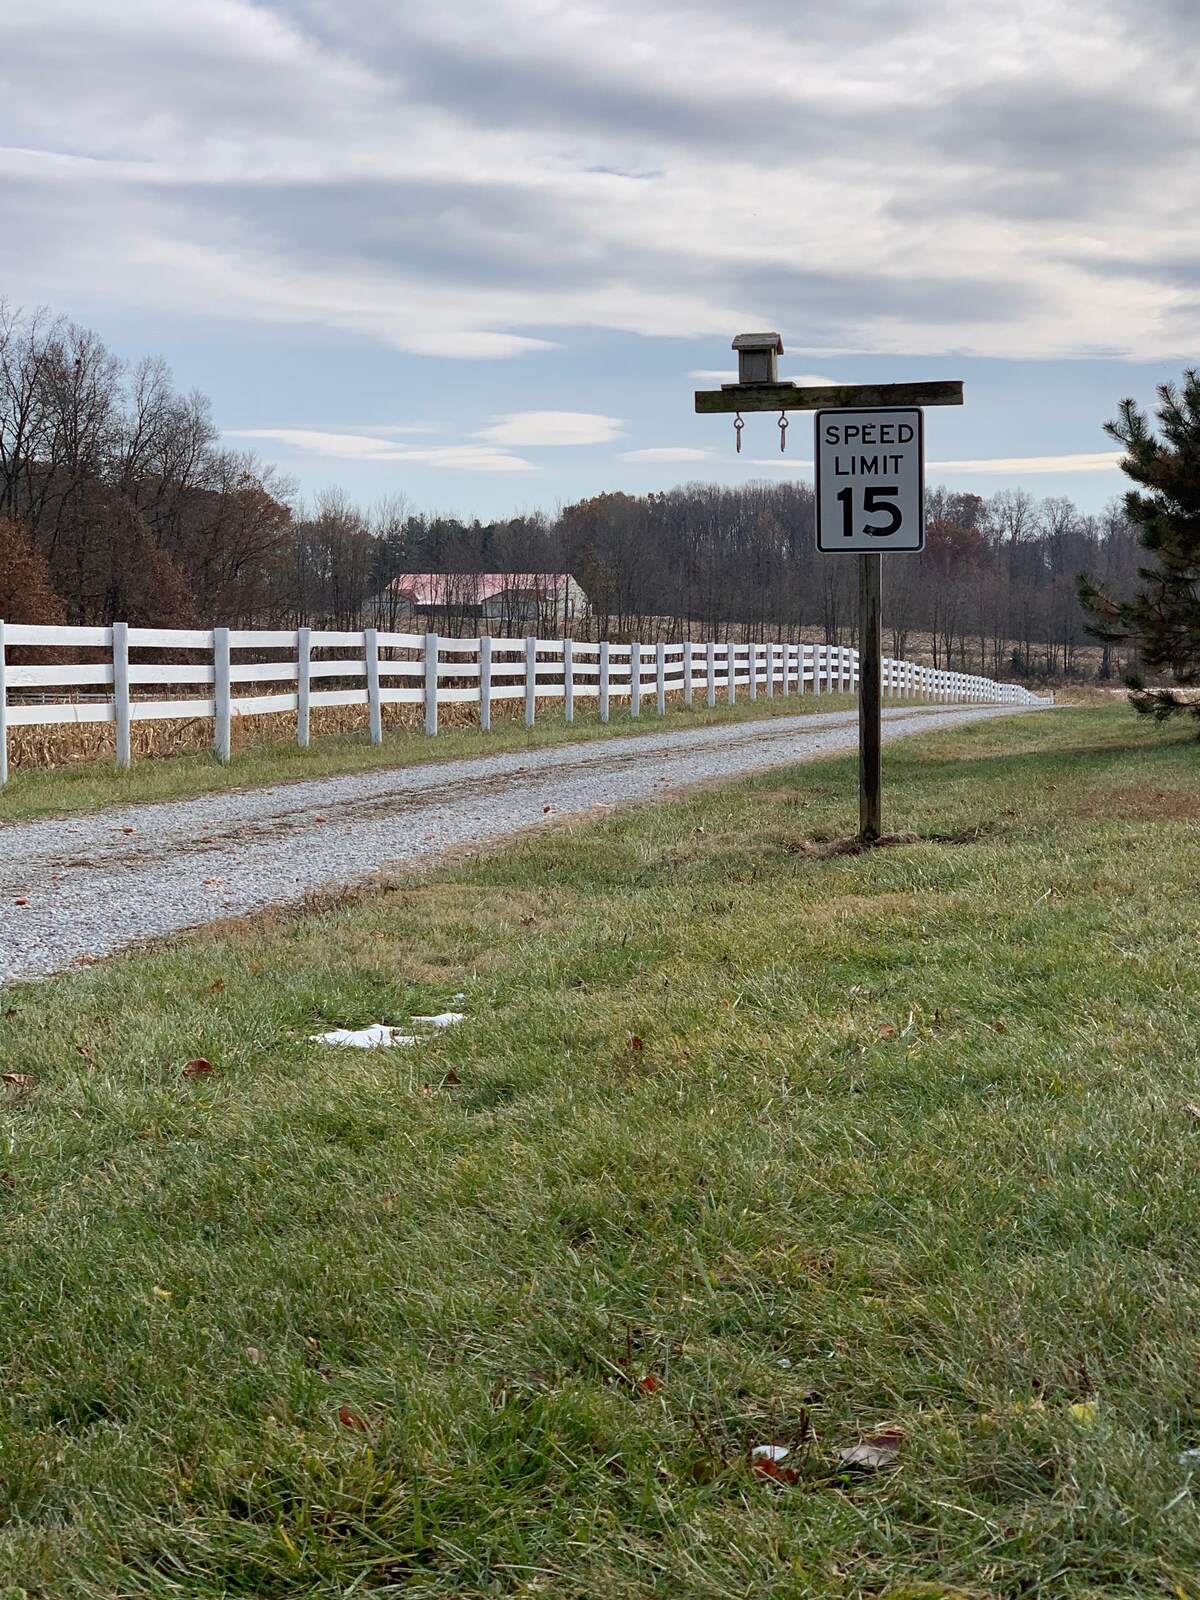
left=695, top=337, right=963, bottom=843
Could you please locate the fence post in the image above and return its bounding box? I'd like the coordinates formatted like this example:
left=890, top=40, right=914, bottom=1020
left=683, top=640, right=694, bottom=708
left=765, top=641, right=774, bottom=699
left=365, top=627, right=382, bottom=744
left=706, top=640, right=716, bottom=706
left=213, top=626, right=232, bottom=763
left=748, top=641, right=757, bottom=701
left=727, top=642, right=736, bottom=705
left=0, top=620, right=7, bottom=789
left=656, top=641, right=666, bottom=717
left=479, top=633, right=492, bottom=730
left=599, top=640, right=610, bottom=723
left=297, top=625, right=311, bottom=748
left=630, top=641, right=641, bottom=719
left=525, top=635, right=537, bottom=727
left=112, top=620, right=132, bottom=771
left=424, top=631, right=439, bottom=736
left=563, top=636, right=574, bottom=724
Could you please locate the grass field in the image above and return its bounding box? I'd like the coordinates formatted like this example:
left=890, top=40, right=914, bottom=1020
left=2, top=705, right=1198, bottom=1598
left=0, top=691, right=860, bottom=826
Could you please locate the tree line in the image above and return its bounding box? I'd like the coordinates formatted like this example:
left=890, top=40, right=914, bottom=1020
left=0, top=302, right=1144, bottom=681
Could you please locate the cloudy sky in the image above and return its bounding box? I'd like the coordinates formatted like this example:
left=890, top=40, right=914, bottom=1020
left=3, top=0, right=1197, bottom=514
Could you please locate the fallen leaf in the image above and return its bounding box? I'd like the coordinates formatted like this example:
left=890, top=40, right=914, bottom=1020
left=442, top=1068, right=462, bottom=1087
left=1185, top=1102, right=1200, bottom=1121
left=878, top=1023, right=897, bottom=1039
left=751, top=1449, right=800, bottom=1484
left=13, top=898, right=28, bottom=907
left=247, top=1346, right=261, bottom=1365
left=338, top=1405, right=369, bottom=1431
left=636, top=1374, right=663, bottom=1395
left=1067, top=1401, right=1099, bottom=1426
left=0, top=1172, right=15, bottom=1190
left=992, top=1020, right=1008, bottom=1034
left=630, top=1036, right=644, bottom=1052
left=210, top=979, right=225, bottom=994
left=4, top=1008, right=16, bottom=1019
left=247, top=963, right=262, bottom=975
left=183, top=1058, right=214, bottom=1078
left=838, top=1430, right=902, bottom=1471
left=520, top=916, right=536, bottom=927
left=2, top=1073, right=36, bottom=1092
left=543, top=804, right=554, bottom=813
left=121, top=826, right=136, bottom=835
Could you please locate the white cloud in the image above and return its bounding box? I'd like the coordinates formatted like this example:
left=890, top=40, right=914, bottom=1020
left=226, top=428, right=535, bottom=472
left=692, top=370, right=841, bottom=386
left=729, top=450, right=1126, bottom=477
left=2, top=0, right=1200, bottom=365
left=927, top=452, right=1124, bottom=474
left=475, top=411, right=625, bottom=446
left=618, top=446, right=712, bottom=462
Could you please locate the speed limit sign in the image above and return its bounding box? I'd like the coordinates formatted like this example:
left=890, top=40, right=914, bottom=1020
left=815, top=408, right=924, bottom=552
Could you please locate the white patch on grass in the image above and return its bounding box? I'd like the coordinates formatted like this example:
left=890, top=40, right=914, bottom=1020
left=310, top=1025, right=419, bottom=1048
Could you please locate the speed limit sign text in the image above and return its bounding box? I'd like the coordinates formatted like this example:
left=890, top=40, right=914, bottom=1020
left=815, top=408, right=924, bottom=552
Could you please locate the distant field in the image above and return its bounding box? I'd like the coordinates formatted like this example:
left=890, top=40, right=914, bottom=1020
left=2, top=706, right=1199, bottom=1597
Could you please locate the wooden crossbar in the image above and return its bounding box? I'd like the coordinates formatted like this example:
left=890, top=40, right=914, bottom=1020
left=694, top=379, right=964, bottom=414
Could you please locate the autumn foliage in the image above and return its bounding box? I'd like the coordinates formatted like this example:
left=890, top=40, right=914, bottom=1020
left=0, top=515, right=63, bottom=626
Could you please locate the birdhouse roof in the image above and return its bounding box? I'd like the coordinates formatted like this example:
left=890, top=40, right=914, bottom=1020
left=732, top=332, right=784, bottom=354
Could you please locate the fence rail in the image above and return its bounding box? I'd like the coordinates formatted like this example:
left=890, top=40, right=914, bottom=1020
left=0, top=620, right=1051, bottom=784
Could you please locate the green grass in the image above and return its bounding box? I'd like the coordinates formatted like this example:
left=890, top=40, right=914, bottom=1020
left=0, top=691, right=861, bottom=825
left=3, top=705, right=1199, bottom=1598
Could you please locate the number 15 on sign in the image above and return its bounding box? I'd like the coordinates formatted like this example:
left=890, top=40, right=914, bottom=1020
left=815, top=408, right=924, bottom=553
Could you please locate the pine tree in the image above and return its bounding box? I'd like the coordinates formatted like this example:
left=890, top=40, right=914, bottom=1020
left=1078, top=370, right=1200, bottom=723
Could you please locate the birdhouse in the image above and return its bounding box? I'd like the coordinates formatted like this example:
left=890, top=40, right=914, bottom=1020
left=732, top=332, right=784, bottom=386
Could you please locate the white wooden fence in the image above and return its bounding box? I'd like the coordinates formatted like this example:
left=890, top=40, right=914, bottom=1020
left=0, top=620, right=1049, bottom=785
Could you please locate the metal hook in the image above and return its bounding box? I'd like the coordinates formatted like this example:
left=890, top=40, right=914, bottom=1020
left=778, top=411, right=789, bottom=453
left=734, top=413, right=744, bottom=454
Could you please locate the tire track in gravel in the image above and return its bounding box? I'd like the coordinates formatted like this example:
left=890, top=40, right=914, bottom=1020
left=0, top=703, right=1046, bottom=982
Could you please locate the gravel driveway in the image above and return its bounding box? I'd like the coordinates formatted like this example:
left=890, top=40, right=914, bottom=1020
left=0, top=703, right=1044, bottom=982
